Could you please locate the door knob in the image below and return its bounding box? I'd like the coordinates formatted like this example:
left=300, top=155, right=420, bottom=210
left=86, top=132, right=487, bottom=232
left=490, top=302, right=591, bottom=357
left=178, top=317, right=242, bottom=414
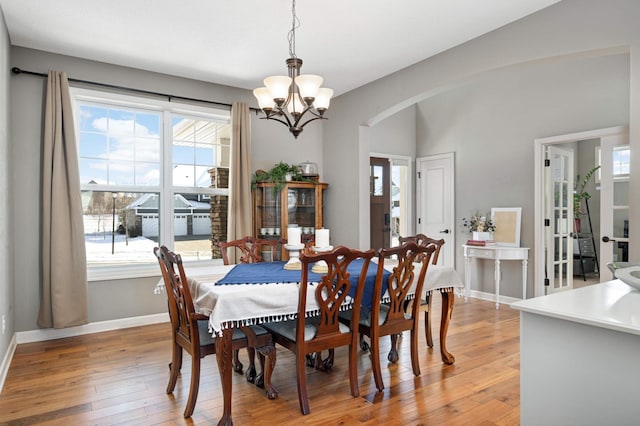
left=602, top=236, right=616, bottom=243
left=439, top=229, right=450, bottom=234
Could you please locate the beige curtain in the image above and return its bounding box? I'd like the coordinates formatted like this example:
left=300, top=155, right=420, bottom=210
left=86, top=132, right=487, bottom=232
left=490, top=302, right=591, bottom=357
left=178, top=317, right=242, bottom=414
left=227, top=102, right=253, bottom=262
left=38, top=71, right=88, bottom=329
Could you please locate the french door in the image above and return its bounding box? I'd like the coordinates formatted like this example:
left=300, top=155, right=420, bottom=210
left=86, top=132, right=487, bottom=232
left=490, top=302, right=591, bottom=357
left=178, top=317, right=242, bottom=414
left=599, top=133, right=630, bottom=279
left=545, top=146, right=574, bottom=294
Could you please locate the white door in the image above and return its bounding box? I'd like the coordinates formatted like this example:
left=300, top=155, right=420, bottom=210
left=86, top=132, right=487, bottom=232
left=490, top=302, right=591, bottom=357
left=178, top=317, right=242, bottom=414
left=545, top=146, right=574, bottom=294
left=416, top=153, right=455, bottom=267
left=599, top=134, right=630, bottom=280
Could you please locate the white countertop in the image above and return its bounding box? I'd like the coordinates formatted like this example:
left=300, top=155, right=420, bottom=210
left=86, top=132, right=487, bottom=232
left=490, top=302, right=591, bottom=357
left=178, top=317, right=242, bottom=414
left=511, top=280, right=640, bottom=335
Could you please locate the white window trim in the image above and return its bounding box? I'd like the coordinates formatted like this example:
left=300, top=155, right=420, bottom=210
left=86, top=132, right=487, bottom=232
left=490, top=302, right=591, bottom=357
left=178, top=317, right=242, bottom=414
left=71, top=87, right=231, bottom=280
left=87, top=258, right=225, bottom=282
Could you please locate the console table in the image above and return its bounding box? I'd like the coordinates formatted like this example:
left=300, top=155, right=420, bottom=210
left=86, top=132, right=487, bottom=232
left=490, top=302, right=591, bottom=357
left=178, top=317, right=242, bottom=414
left=462, top=244, right=529, bottom=309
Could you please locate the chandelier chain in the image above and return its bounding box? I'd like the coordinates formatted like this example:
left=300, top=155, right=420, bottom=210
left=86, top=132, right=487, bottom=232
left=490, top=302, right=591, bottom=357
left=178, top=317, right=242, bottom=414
left=288, top=0, right=300, bottom=59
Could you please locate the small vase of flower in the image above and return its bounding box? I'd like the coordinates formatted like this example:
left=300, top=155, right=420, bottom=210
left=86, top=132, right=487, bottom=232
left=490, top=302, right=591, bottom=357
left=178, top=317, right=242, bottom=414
left=462, top=211, right=496, bottom=241
left=472, top=231, right=493, bottom=241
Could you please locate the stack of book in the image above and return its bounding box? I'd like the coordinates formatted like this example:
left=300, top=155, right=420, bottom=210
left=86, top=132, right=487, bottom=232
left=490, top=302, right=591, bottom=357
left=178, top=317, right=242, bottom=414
left=466, top=239, right=496, bottom=246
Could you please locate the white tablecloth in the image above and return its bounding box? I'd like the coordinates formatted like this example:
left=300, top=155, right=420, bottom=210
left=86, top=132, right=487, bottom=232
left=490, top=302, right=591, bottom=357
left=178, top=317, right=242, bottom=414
left=155, top=262, right=464, bottom=335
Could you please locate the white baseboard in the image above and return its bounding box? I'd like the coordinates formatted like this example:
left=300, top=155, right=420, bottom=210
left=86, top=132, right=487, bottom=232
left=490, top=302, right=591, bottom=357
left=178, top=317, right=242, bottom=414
left=15, top=312, right=170, bottom=345
left=466, top=290, right=521, bottom=307
left=0, top=333, right=17, bottom=395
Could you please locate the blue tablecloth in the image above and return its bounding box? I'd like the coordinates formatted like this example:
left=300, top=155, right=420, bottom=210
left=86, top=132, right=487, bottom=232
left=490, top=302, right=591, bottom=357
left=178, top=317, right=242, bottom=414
left=216, top=259, right=390, bottom=309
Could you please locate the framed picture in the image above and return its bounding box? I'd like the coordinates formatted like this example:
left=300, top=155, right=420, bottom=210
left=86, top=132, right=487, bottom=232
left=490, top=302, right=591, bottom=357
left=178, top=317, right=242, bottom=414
left=491, top=207, right=522, bottom=247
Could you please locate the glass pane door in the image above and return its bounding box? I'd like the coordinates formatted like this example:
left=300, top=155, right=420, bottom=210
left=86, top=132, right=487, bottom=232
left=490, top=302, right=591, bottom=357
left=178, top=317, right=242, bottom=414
left=600, top=135, right=630, bottom=280
left=546, top=146, right=574, bottom=294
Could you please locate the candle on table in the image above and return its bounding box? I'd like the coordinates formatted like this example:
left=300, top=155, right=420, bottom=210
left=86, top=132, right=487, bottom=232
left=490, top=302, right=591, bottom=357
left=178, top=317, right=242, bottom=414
left=287, top=227, right=301, bottom=245
left=316, top=228, right=330, bottom=247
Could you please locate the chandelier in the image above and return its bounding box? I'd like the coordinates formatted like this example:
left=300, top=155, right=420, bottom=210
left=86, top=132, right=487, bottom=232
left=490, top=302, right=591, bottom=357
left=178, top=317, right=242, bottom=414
left=253, top=0, right=333, bottom=139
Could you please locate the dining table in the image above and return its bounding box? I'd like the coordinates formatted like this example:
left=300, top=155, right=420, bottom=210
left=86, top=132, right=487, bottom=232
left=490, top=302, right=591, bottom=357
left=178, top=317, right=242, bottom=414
left=155, top=259, right=463, bottom=425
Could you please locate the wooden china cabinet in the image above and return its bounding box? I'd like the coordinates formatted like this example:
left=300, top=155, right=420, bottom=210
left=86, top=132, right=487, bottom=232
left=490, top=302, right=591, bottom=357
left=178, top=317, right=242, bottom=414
left=253, top=181, right=328, bottom=260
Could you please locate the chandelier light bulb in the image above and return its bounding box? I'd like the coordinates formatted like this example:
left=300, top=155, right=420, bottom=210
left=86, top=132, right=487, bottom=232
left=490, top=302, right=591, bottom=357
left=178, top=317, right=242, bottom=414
left=296, top=74, right=323, bottom=100
left=264, top=75, right=292, bottom=102
left=313, top=88, right=334, bottom=111
left=253, top=87, right=275, bottom=110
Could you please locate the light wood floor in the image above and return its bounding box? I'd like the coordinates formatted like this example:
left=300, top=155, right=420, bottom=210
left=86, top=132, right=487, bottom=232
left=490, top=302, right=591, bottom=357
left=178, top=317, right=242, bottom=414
left=0, top=296, right=521, bottom=425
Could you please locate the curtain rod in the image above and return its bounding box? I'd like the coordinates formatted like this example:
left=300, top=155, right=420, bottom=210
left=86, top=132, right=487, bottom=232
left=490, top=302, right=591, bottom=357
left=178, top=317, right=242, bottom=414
left=11, top=67, right=260, bottom=112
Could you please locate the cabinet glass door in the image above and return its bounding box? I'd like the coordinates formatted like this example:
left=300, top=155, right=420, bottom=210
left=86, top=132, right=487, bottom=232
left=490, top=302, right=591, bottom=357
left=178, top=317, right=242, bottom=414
left=257, top=186, right=281, bottom=239
left=288, top=187, right=316, bottom=243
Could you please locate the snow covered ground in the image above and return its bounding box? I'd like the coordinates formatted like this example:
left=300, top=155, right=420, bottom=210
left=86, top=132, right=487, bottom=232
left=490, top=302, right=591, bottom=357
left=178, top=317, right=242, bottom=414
left=84, top=214, right=213, bottom=266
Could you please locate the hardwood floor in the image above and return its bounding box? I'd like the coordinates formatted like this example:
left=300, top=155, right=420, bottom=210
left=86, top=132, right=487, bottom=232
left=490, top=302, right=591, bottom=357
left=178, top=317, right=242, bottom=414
left=0, top=296, right=521, bottom=425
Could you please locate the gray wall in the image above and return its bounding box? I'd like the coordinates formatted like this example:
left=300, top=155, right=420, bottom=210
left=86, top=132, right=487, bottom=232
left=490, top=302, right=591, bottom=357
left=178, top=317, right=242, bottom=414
left=370, top=105, right=416, bottom=157
left=0, top=8, right=14, bottom=362
left=9, top=47, right=323, bottom=332
left=323, top=0, right=640, bottom=298
left=415, top=53, right=628, bottom=296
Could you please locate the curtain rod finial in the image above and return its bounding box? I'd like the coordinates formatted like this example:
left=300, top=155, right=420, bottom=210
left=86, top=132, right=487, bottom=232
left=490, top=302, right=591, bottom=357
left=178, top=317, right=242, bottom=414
left=11, top=67, right=22, bottom=74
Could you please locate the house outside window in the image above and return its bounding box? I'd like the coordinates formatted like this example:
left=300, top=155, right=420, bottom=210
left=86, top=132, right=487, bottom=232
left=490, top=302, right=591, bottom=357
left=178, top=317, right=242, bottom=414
left=72, top=88, right=231, bottom=280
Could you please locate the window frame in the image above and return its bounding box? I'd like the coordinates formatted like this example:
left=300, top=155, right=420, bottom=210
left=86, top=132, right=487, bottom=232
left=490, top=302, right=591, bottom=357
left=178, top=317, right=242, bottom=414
left=595, top=144, right=630, bottom=183
left=71, top=88, right=230, bottom=281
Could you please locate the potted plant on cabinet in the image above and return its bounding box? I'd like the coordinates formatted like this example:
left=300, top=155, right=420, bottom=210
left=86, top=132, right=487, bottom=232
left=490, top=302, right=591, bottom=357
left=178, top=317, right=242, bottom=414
left=573, top=165, right=600, bottom=233
left=251, top=162, right=306, bottom=192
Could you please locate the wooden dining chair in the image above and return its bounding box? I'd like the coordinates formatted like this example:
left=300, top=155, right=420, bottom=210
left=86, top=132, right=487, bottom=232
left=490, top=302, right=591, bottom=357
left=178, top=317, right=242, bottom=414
left=154, top=246, right=277, bottom=418
left=398, top=234, right=445, bottom=348
left=262, top=245, right=376, bottom=415
left=345, top=241, right=435, bottom=392
left=219, top=236, right=279, bottom=265
left=219, top=236, right=279, bottom=380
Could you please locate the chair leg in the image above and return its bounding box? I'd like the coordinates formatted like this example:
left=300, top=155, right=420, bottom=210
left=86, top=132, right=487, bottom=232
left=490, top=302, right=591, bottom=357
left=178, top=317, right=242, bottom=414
left=359, top=333, right=370, bottom=351
left=166, top=343, right=182, bottom=394
left=388, top=334, right=399, bottom=363
left=296, top=351, right=311, bottom=415
left=184, top=355, right=201, bottom=418
left=348, top=343, right=360, bottom=398
left=410, top=328, right=421, bottom=376
left=369, top=333, right=384, bottom=392
left=255, top=351, right=265, bottom=388
left=425, top=296, right=434, bottom=348
left=305, top=352, right=315, bottom=367
left=244, top=347, right=257, bottom=383
left=233, top=349, right=243, bottom=374
left=255, top=344, right=278, bottom=399
left=320, top=349, right=334, bottom=371
left=306, top=350, right=334, bottom=371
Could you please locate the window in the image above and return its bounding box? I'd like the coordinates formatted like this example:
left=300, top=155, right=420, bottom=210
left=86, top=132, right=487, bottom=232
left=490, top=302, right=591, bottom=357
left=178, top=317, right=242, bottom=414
left=73, top=89, right=230, bottom=278
left=596, top=145, right=630, bottom=181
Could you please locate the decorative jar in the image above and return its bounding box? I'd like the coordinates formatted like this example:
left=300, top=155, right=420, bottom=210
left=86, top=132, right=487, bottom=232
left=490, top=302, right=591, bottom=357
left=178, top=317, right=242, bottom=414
left=472, top=231, right=493, bottom=241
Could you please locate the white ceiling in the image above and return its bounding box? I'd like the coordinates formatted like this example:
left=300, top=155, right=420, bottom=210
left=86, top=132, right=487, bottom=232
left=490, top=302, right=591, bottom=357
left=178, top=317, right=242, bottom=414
left=0, top=0, right=561, bottom=96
